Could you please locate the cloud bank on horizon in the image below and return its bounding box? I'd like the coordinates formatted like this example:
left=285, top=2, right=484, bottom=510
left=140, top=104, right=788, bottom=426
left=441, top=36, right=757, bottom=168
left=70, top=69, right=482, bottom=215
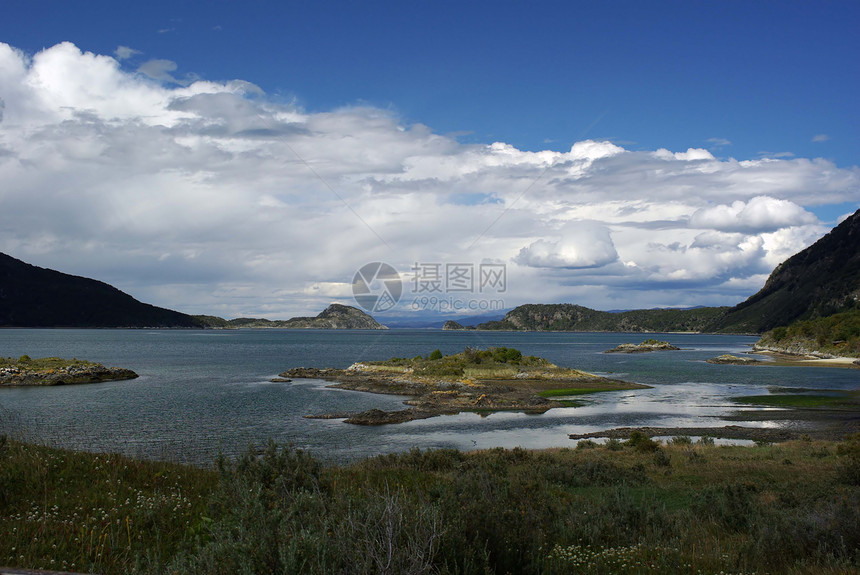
left=1, top=42, right=858, bottom=318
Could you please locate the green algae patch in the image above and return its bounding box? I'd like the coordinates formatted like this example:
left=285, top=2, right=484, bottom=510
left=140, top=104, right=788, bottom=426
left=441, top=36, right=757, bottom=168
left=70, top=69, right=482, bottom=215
left=538, top=387, right=613, bottom=398
left=732, top=391, right=859, bottom=409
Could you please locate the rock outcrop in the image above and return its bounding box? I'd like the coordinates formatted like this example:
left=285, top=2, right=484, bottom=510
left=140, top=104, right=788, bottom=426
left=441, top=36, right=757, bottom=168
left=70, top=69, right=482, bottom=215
left=0, top=359, right=138, bottom=386
left=605, top=340, right=680, bottom=353
left=705, top=354, right=761, bottom=365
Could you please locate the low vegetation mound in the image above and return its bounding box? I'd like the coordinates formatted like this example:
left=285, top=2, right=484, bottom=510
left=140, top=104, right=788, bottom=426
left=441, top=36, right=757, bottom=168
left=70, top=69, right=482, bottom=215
left=366, top=346, right=552, bottom=377
left=0, top=356, right=138, bottom=386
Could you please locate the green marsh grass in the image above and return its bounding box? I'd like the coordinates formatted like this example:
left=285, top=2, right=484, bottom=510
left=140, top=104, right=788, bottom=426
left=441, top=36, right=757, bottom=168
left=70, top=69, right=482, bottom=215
left=537, top=387, right=605, bottom=398
left=1, top=435, right=859, bottom=574
left=733, top=392, right=857, bottom=408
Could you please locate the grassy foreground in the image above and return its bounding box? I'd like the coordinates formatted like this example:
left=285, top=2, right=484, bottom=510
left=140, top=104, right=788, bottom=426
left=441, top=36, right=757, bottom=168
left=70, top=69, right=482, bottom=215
left=1, top=434, right=859, bottom=574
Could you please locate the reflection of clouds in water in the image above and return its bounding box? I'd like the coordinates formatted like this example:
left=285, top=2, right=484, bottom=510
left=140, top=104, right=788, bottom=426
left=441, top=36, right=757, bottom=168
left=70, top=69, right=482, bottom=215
left=2, top=329, right=856, bottom=464
left=383, top=380, right=784, bottom=453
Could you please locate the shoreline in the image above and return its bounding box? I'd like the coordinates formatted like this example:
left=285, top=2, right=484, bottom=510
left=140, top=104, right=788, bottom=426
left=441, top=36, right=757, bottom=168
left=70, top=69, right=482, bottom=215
left=569, top=423, right=854, bottom=443
left=750, top=349, right=860, bottom=369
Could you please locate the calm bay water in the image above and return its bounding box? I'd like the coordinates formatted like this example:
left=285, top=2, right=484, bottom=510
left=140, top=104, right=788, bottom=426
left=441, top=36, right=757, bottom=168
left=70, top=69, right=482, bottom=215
left=1, top=329, right=858, bottom=465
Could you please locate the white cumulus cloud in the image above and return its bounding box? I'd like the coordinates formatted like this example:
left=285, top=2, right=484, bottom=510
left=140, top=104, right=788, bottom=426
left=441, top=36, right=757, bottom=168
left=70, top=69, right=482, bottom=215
left=690, top=196, right=818, bottom=233
left=0, top=41, right=858, bottom=317
left=515, top=223, right=618, bottom=269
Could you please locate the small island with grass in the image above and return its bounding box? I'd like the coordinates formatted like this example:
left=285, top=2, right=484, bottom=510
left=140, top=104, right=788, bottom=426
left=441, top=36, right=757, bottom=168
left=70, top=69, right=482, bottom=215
left=604, top=339, right=680, bottom=353
left=281, top=347, right=648, bottom=424
left=0, top=356, right=138, bottom=386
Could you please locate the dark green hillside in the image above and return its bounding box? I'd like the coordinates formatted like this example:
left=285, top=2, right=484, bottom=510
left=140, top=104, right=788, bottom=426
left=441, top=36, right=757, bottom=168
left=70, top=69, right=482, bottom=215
left=474, top=303, right=728, bottom=332
left=0, top=252, right=199, bottom=328
left=711, top=208, right=860, bottom=333
left=756, top=307, right=860, bottom=358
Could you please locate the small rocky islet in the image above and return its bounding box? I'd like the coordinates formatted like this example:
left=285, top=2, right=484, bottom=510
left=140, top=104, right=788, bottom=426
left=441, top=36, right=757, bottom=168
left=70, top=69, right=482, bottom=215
left=0, top=356, right=138, bottom=386
left=604, top=339, right=681, bottom=353
left=705, top=354, right=762, bottom=365
left=281, top=347, right=649, bottom=425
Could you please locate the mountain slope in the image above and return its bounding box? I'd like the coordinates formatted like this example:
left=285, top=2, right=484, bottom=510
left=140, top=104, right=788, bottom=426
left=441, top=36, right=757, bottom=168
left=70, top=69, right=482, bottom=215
left=194, top=304, right=387, bottom=329
left=472, top=303, right=728, bottom=332
left=710, top=209, right=860, bottom=333
left=0, top=253, right=199, bottom=328
left=279, top=303, right=387, bottom=329
left=754, top=308, right=860, bottom=358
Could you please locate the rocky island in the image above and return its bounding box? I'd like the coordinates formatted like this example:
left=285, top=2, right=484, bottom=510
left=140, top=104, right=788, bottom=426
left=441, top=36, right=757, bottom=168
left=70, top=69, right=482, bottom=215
left=0, top=356, right=138, bottom=386
left=604, top=339, right=680, bottom=353
left=705, top=354, right=762, bottom=365
left=281, top=347, right=648, bottom=424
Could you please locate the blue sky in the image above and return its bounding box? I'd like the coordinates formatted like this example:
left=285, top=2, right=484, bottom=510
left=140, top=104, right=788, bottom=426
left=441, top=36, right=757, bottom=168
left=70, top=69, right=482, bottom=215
left=4, top=1, right=858, bottom=170
left=0, top=1, right=858, bottom=319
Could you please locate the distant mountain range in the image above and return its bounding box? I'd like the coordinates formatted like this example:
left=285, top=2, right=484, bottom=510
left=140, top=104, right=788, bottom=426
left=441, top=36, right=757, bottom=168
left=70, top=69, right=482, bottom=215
left=384, top=310, right=509, bottom=329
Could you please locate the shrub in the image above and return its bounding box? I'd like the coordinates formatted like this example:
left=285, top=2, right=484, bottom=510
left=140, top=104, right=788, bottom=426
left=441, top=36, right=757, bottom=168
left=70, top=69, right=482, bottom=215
left=605, top=438, right=623, bottom=451
left=626, top=431, right=660, bottom=452
left=694, top=483, right=759, bottom=531
left=428, top=349, right=443, bottom=360
left=653, top=448, right=671, bottom=467
left=836, top=434, right=860, bottom=485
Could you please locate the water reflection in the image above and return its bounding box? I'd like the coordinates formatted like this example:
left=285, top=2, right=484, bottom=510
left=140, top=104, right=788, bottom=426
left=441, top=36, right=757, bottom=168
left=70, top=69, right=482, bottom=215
left=0, top=329, right=857, bottom=464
